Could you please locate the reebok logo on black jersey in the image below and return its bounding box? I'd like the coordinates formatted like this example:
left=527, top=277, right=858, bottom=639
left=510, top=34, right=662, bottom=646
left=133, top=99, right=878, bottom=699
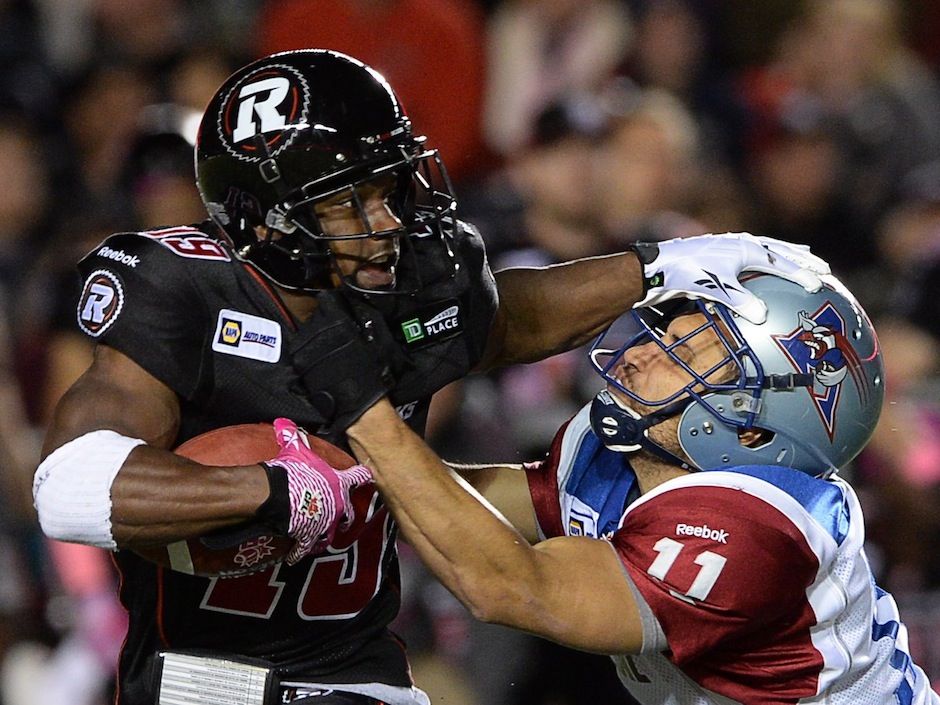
left=97, top=245, right=140, bottom=268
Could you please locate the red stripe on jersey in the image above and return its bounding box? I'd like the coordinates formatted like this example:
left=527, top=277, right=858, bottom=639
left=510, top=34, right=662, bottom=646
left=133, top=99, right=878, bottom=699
left=524, top=418, right=570, bottom=538
left=141, top=226, right=203, bottom=237
left=613, top=484, right=823, bottom=704
left=155, top=566, right=170, bottom=648
left=111, top=553, right=128, bottom=705
left=242, top=264, right=297, bottom=330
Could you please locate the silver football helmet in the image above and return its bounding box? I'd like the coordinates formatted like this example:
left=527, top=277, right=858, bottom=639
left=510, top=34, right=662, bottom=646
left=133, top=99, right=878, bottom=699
left=589, top=273, right=885, bottom=476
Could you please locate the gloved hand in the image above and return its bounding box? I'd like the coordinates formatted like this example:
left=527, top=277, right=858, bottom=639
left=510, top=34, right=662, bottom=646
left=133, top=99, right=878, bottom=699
left=290, top=291, right=395, bottom=437
left=259, top=418, right=373, bottom=564
left=632, top=232, right=831, bottom=324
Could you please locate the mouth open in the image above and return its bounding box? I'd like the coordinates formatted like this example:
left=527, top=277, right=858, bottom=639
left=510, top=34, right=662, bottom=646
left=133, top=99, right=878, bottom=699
left=355, top=253, right=398, bottom=289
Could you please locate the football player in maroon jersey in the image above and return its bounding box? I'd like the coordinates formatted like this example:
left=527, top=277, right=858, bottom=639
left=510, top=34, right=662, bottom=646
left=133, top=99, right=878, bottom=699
left=340, top=269, right=938, bottom=704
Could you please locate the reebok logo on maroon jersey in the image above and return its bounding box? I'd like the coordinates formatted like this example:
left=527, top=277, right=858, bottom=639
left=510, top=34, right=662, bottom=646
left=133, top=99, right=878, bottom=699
left=676, top=523, right=729, bottom=543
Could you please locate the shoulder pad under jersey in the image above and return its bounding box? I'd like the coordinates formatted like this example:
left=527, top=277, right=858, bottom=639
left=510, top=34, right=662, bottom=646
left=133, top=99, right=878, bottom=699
left=527, top=405, right=639, bottom=540
left=75, top=225, right=230, bottom=399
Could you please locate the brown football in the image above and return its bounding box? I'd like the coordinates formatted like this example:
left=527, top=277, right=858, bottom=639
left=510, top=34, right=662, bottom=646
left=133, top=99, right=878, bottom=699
left=133, top=423, right=355, bottom=578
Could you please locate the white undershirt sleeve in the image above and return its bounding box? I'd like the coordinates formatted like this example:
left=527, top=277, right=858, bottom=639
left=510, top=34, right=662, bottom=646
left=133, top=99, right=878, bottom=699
left=607, top=541, right=669, bottom=653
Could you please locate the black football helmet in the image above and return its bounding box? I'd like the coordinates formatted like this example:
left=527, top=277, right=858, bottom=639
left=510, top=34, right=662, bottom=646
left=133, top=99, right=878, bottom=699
left=195, top=49, right=458, bottom=292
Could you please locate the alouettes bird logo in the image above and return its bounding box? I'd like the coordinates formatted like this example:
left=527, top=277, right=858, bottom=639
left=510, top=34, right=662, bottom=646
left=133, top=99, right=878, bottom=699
left=773, top=303, right=868, bottom=440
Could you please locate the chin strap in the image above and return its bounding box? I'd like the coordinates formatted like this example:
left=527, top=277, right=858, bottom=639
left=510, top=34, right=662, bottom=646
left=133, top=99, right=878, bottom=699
left=589, top=390, right=695, bottom=470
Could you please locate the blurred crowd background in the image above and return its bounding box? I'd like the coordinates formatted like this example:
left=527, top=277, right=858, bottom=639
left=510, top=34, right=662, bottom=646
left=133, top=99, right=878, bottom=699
left=1, top=0, right=940, bottom=703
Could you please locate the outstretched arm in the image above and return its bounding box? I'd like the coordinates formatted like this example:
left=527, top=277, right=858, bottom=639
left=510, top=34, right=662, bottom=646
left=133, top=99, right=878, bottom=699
left=478, top=252, right=643, bottom=370
left=347, top=400, right=644, bottom=654
left=476, top=234, right=830, bottom=371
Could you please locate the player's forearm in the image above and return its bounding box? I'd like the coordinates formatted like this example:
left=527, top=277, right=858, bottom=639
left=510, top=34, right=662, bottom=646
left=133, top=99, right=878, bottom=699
left=35, top=349, right=271, bottom=549
left=109, top=445, right=270, bottom=547
left=480, top=251, right=643, bottom=369
left=348, top=401, right=545, bottom=622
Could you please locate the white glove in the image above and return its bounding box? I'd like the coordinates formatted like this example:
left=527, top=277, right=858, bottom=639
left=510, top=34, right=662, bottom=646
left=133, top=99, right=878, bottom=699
left=632, top=232, right=831, bottom=324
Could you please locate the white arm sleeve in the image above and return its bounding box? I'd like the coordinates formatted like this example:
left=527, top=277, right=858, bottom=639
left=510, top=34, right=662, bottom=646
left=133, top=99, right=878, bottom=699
left=33, top=430, right=146, bottom=550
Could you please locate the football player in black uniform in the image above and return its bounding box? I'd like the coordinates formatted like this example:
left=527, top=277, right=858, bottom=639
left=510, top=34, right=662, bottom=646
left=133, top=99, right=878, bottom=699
left=33, top=50, right=829, bottom=705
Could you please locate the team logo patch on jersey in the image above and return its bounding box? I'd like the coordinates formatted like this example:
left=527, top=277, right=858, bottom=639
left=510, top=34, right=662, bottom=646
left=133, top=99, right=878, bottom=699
left=563, top=501, right=599, bottom=538
left=217, top=63, right=309, bottom=162
left=773, top=303, right=868, bottom=439
left=212, top=309, right=282, bottom=363
left=77, top=270, right=124, bottom=337
left=397, top=300, right=462, bottom=348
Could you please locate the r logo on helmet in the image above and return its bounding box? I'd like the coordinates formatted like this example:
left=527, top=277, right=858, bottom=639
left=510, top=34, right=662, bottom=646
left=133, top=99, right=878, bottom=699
left=217, top=64, right=310, bottom=162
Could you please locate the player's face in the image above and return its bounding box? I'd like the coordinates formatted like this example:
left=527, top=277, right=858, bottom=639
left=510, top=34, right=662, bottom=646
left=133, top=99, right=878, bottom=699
left=609, top=312, right=732, bottom=416
left=314, top=176, right=402, bottom=290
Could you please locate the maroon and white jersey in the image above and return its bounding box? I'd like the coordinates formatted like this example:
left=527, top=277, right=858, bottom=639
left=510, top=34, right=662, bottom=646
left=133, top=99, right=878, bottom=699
left=527, top=405, right=939, bottom=705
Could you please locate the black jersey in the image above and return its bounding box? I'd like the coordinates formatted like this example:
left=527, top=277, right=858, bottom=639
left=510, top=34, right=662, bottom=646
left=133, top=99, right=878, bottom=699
left=75, top=221, right=497, bottom=704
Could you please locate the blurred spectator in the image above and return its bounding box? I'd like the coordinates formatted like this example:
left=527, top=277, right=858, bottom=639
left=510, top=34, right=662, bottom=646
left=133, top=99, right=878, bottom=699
left=0, top=116, right=55, bottom=414
left=483, top=0, right=632, bottom=157
left=870, top=189, right=940, bottom=322
left=60, top=64, right=156, bottom=218
left=0, top=117, right=51, bottom=268
left=165, top=48, right=240, bottom=112
left=83, top=0, right=191, bottom=73
left=5, top=541, right=127, bottom=705
left=860, top=199, right=940, bottom=591
left=885, top=184, right=940, bottom=345
left=744, top=116, right=861, bottom=278
left=0, top=0, right=60, bottom=126
left=595, top=85, right=707, bottom=244
left=907, top=0, right=940, bottom=70
left=627, top=0, right=707, bottom=96
left=120, top=103, right=205, bottom=228
left=740, top=0, right=940, bottom=277
left=622, top=0, right=749, bottom=168
left=856, top=317, right=940, bottom=595
left=3, top=3, right=940, bottom=703
left=805, top=0, right=940, bottom=236
left=257, top=0, right=487, bottom=181
left=462, top=96, right=611, bottom=264
left=0, top=115, right=58, bottom=705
